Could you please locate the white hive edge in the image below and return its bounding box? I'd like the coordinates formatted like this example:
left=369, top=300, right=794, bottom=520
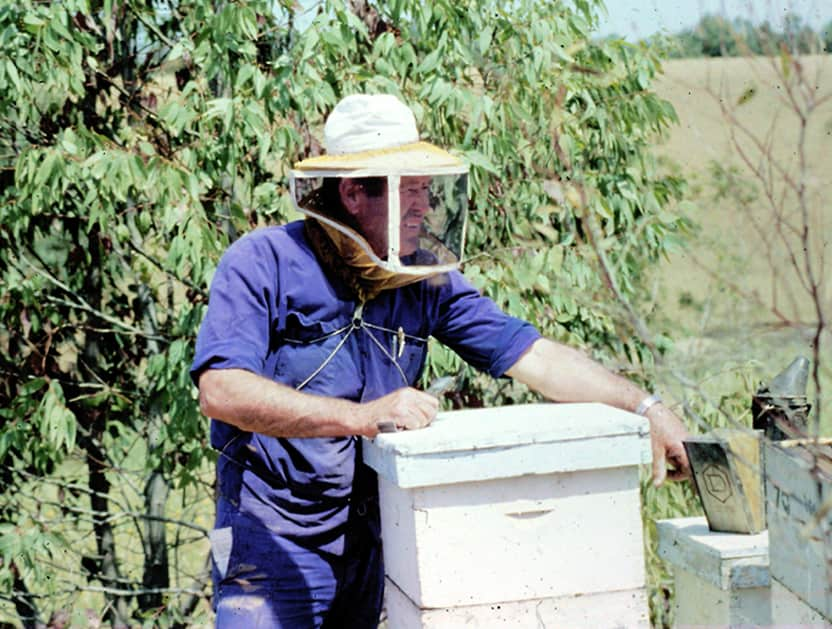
left=363, top=402, right=652, bottom=489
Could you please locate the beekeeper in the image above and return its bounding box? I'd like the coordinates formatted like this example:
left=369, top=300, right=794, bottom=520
left=191, top=93, right=690, bottom=628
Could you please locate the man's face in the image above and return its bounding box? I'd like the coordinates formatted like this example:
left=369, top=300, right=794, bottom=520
left=398, top=176, right=431, bottom=256
left=339, top=176, right=432, bottom=258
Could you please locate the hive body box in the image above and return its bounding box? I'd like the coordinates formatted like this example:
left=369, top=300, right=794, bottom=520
left=362, top=403, right=652, bottom=627
left=764, top=440, right=832, bottom=622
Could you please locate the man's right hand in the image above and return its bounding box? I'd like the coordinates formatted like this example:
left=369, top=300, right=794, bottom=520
left=358, top=387, right=439, bottom=437
left=198, top=369, right=439, bottom=439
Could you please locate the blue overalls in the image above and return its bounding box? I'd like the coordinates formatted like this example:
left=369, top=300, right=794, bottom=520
left=191, top=221, right=540, bottom=627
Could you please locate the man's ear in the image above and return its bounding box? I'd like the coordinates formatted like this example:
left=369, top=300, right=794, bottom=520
left=338, top=179, right=362, bottom=217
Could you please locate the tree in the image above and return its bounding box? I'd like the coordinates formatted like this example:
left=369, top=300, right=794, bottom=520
left=696, top=15, right=740, bottom=57
left=745, top=20, right=780, bottom=55
left=782, top=12, right=822, bottom=55
left=0, top=1, right=296, bottom=624
left=0, top=0, right=688, bottom=625
left=665, top=13, right=828, bottom=58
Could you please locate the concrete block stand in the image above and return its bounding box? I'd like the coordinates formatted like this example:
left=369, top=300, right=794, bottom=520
left=656, top=517, right=771, bottom=627
left=363, top=403, right=652, bottom=628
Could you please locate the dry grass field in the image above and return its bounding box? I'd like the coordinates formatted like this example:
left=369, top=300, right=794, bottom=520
left=650, top=54, right=832, bottom=428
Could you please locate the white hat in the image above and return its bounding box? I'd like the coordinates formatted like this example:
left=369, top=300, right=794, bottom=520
left=324, top=94, right=418, bottom=155
left=293, top=94, right=466, bottom=176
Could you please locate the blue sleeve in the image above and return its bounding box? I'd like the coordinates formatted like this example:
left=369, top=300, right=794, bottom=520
left=431, top=271, right=542, bottom=377
left=190, top=234, right=277, bottom=386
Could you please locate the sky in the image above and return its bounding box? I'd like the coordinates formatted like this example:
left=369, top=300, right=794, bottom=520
left=595, top=0, right=832, bottom=40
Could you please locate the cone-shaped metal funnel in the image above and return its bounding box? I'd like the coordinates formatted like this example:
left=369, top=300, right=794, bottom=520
left=753, top=356, right=812, bottom=440
left=767, top=356, right=809, bottom=397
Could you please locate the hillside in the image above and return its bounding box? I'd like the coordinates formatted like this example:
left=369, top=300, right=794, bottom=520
left=653, top=54, right=830, bottom=326
left=649, top=54, right=831, bottom=424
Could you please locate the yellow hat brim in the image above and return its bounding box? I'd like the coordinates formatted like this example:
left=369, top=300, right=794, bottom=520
left=293, top=141, right=467, bottom=176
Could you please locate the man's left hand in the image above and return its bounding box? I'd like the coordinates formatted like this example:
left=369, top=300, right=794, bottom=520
left=645, top=404, right=691, bottom=486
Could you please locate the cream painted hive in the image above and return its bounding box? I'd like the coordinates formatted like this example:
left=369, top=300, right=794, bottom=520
left=363, top=403, right=653, bottom=627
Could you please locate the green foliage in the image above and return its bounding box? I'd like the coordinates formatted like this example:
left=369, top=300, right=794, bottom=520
left=0, top=0, right=690, bottom=625
left=641, top=472, right=702, bottom=628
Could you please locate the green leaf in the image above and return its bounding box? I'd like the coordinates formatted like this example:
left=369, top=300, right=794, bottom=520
left=417, top=47, right=442, bottom=75
left=204, top=97, right=234, bottom=130
left=34, top=151, right=59, bottom=187
left=20, top=378, right=48, bottom=396
left=5, top=59, right=21, bottom=91
left=373, top=31, right=395, bottom=58
left=22, top=13, right=46, bottom=30
left=61, top=129, right=79, bottom=155
left=374, top=57, right=395, bottom=77
left=478, top=27, right=494, bottom=55
left=320, top=27, right=344, bottom=50
left=239, top=7, right=258, bottom=40
left=462, top=149, right=499, bottom=175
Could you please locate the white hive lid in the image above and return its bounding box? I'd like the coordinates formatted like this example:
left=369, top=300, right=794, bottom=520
left=363, top=403, right=652, bottom=488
